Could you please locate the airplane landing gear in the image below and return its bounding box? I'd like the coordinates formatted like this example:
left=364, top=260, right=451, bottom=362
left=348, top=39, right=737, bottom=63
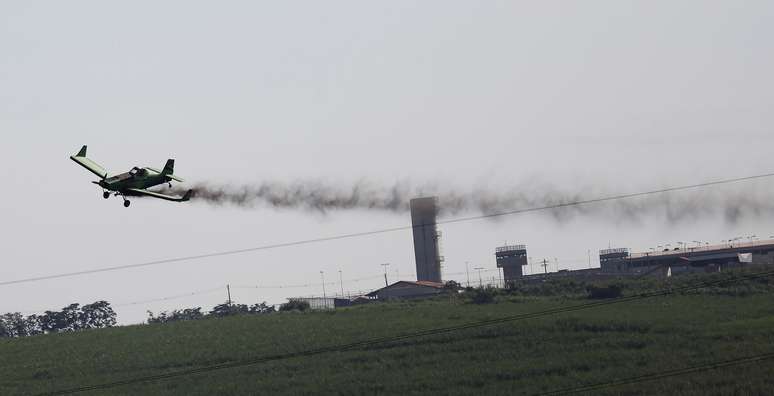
left=123, top=200, right=131, bottom=208
left=103, top=191, right=111, bottom=199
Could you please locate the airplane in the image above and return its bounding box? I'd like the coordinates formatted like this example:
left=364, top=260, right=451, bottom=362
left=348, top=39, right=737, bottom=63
left=70, top=145, right=193, bottom=207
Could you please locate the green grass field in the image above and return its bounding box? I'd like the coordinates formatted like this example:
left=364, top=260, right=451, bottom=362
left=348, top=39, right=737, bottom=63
left=2, top=271, right=774, bottom=395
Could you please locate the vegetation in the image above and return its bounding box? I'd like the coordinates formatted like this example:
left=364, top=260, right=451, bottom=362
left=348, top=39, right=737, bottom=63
left=469, top=286, right=498, bottom=304
left=279, top=299, right=311, bottom=312
left=0, top=301, right=115, bottom=338
left=148, top=301, right=276, bottom=324
left=0, top=270, right=772, bottom=395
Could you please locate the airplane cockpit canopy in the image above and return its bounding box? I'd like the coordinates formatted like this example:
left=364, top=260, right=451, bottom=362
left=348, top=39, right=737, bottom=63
left=129, top=167, right=146, bottom=177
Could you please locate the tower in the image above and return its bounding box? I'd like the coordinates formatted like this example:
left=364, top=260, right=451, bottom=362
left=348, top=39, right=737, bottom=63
left=495, top=244, right=528, bottom=284
left=410, top=197, right=443, bottom=283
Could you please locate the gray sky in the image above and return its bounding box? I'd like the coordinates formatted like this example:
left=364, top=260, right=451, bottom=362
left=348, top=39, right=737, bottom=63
left=2, top=1, right=773, bottom=324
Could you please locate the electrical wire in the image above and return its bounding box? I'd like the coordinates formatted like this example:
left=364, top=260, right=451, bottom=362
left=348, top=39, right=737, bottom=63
left=6, top=172, right=772, bottom=289
left=40, top=268, right=774, bottom=395
left=16, top=287, right=226, bottom=315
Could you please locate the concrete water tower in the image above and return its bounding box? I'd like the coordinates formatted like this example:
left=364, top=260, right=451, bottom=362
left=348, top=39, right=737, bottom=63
left=410, top=197, right=443, bottom=283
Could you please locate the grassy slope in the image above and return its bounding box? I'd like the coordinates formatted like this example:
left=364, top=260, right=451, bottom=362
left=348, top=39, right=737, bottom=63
left=2, top=279, right=774, bottom=395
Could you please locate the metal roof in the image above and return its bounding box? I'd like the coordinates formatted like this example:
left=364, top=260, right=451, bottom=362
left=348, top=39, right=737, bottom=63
left=366, top=280, right=445, bottom=296
left=679, top=253, right=741, bottom=262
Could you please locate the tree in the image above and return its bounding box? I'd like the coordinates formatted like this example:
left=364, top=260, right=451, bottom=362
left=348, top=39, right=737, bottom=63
left=80, top=301, right=116, bottom=329
left=60, top=304, right=82, bottom=332
left=249, top=302, right=275, bottom=314
left=0, top=316, right=8, bottom=338
left=23, top=315, right=43, bottom=336
left=147, top=307, right=204, bottom=324
left=279, top=300, right=310, bottom=312
left=210, top=302, right=249, bottom=317
left=1, top=313, right=28, bottom=337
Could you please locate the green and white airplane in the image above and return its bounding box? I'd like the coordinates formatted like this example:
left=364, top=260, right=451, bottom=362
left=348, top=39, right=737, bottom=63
left=70, top=145, right=192, bottom=207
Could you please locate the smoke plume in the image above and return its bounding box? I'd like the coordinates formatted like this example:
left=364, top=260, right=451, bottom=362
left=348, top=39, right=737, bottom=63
left=158, top=179, right=774, bottom=224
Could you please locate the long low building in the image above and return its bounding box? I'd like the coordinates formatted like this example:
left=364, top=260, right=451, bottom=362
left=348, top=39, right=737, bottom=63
left=366, top=280, right=445, bottom=300
left=600, top=239, right=774, bottom=275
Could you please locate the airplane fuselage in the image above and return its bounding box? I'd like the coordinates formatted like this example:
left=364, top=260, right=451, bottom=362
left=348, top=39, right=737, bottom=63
left=97, top=167, right=171, bottom=195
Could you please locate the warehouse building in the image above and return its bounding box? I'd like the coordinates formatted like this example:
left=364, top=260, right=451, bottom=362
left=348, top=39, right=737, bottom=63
left=366, top=280, right=445, bottom=300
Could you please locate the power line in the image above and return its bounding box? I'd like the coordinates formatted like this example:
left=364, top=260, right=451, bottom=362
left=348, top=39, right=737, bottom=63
left=41, top=268, right=774, bottom=395
left=17, top=287, right=226, bottom=315
left=537, top=351, right=774, bottom=395
left=6, top=172, right=772, bottom=289
left=112, top=287, right=225, bottom=308
left=230, top=273, right=387, bottom=290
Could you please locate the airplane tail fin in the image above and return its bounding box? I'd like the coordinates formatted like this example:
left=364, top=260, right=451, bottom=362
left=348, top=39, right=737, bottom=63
left=161, top=159, right=175, bottom=175
left=76, top=145, right=87, bottom=157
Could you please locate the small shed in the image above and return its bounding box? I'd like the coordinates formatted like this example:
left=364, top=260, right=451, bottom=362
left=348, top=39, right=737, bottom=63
left=366, top=280, right=445, bottom=300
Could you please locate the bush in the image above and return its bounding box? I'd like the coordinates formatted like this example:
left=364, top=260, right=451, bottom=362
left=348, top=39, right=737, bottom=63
left=279, top=300, right=311, bottom=312
left=443, top=280, right=462, bottom=293
left=470, top=287, right=498, bottom=304
left=587, top=285, right=623, bottom=299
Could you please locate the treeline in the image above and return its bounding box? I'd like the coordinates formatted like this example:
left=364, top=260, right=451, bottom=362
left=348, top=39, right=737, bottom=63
left=0, top=301, right=116, bottom=338
left=148, top=300, right=311, bottom=324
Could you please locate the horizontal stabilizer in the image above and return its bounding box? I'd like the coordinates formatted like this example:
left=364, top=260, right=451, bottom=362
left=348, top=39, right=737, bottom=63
left=124, top=188, right=193, bottom=202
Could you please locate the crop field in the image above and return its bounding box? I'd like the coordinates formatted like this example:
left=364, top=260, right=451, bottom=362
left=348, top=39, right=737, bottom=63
left=1, top=271, right=774, bottom=395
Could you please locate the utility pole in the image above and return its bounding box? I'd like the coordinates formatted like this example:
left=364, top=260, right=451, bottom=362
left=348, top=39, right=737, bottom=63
left=226, top=284, right=232, bottom=306
left=474, top=267, right=484, bottom=287
left=320, top=271, right=326, bottom=299
left=541, top=259, right=548, bottom=274
left=338, top=269, right=344, bottom=296
left=465, top=261, right=471, bottom=288
left=381, top=263, right=390, bottom=286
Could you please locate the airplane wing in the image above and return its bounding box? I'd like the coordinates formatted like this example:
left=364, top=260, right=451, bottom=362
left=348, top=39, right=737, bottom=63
left=125, top=188, right=193, bottom=202
left=146, top=167, right=184, bottom=182
left=70, top=145, right=108, bottom=179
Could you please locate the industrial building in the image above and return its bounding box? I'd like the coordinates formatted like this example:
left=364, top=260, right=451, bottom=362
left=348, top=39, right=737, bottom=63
left=411, top=197, right=443, bottom=283
left=495, top=239, right=774, bottom=283
left=495, top=244, right=528, bottom=284
left=366, top=280, right=445, bottom=300
left=598, top=239, right=774, bottom=276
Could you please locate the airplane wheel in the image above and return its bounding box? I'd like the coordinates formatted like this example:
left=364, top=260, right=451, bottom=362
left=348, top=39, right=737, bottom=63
left=103, top=191, right=110, bottom=199
left=123, top=200, right=131, bottom=208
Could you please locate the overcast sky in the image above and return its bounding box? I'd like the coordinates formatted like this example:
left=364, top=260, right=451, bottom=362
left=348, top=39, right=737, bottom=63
left=2, top=1, right=773, bottom=324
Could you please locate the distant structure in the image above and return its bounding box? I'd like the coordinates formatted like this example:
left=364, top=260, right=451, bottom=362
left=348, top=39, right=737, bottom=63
left=599, top=248, right=630, bottom=272
left=287, top=297, right=352, bottom=310
left=366, top=280, right=445, bottom=300
left=410, top=197, right=443, bottom=283
left=599, top=241, right=774, bottom=275
left=495, top=244, right=528, bottom=284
